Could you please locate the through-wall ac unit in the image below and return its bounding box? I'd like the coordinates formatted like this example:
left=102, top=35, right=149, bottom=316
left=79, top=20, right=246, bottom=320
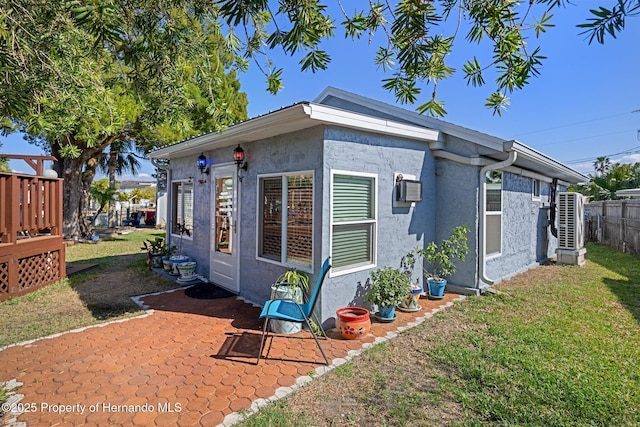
left=558, top=192, right=585, bottom=251
left=397, top=179, right=422, bottom=203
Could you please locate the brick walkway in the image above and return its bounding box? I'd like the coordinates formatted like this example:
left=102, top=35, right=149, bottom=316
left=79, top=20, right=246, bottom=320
left=0, top=289, right=463, bottom=426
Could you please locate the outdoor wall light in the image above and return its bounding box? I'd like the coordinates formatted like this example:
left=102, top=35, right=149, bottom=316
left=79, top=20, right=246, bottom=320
left=197, top=153, right=209, bottom=175
left=233, top=145, right=248, bottom=181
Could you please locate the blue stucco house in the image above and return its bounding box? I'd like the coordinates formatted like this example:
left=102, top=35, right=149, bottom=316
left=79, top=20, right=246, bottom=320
left=149, top=87, right=587, bottom=325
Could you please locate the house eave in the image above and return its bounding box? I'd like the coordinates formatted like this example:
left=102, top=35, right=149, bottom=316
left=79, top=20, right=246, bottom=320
left=148, top=104, right=315, bottom=159
left=315, top=86, right=504, bottom=151
left=149, top=102, right=440, bottom=160
left=506, top=140, right=589, bottom=184
left=305, top=103, right=439, bottom=142
left=315, top=87, right=587, bottom=184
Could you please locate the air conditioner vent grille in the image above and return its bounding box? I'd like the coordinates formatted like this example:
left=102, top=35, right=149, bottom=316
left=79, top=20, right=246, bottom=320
left=398, top=180, right=422, bottom=203
left=558, top=192, right=584, bottom=250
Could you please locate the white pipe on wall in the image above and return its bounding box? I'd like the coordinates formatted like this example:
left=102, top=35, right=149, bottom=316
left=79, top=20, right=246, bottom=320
left=151, top=159, right=172, bottom=246
left=478, top=151, right=518, bottom=287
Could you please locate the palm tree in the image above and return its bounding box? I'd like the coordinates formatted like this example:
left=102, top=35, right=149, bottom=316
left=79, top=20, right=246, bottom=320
left=593, top=156, right=612, bottom=176
left=100, top=140, right=143, bottom=228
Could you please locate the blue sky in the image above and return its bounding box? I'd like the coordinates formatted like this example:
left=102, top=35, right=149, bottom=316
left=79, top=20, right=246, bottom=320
left=2, top=3, right=639, bottom=179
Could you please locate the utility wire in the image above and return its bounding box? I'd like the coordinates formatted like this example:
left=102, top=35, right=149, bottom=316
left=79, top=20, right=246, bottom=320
left=534, top=128, right=637, bottom=147
left=564, top=145, right=640, bottom=164
left=509, top=109, right=638, bottom=139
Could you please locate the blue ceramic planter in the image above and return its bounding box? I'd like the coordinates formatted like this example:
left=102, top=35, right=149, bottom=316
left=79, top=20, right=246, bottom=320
left=427, top=278, right=447, bottom=299
left=378, top=305, right=396, bottom=319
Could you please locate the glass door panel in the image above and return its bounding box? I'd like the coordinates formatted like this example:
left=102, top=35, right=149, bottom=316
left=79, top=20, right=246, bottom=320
left=215, top=176, right=233, bottom=254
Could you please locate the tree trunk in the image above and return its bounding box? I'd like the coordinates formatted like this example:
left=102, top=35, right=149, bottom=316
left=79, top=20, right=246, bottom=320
left=51, top=134, right=118, bottom=240
left=108, top=152, right=117, bottom=228
left=59, top=156, right=85, bottom=240
left=79, top=158, right=98, bottom=238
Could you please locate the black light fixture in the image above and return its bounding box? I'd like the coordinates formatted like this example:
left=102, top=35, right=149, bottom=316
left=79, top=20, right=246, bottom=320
left=197, top=153, right=209, bottom=175
left=233, top=145, right=248, bottom=181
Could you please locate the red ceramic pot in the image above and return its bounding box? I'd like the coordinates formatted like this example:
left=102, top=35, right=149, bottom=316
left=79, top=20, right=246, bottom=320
left=335, top=307, right=371, bottom=339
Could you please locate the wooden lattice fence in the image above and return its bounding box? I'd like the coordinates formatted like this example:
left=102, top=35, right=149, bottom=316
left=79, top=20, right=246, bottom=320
left=0, top=171, right=66, bottom=301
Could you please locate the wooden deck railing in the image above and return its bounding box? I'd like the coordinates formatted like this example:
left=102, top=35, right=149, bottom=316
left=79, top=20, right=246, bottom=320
left=0, top=172, right=66, bottom=302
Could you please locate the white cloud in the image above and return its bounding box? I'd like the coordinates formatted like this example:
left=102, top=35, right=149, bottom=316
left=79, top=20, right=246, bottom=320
left=570, top=154, right=640, bottom=176
left=613, top=153, right=640, bottom=165
left=573, top=162, right=595, bottom=175
left=117, top=174, right=154, bottom=182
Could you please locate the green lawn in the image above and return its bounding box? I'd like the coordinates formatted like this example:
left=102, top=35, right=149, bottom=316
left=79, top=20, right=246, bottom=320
left=0, top=228, right=178, bottom=348
left=238, top=243, right=640, bottom=426
left=1, top=236, right=638, bottom=426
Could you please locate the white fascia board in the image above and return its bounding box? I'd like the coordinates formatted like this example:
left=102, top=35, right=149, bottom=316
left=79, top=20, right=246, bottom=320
left=305, top=103, right=440, bottom=142
left=149, top=105, right=313, bottom=159
left=507, top=140, right=589, bottom=183
left=315, top=87, right=502, bottom=150
left=150, top=102, right=440, bottom=160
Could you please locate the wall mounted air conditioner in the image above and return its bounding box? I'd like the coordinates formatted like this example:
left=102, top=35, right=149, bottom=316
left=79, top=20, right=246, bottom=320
left=556, top=192, right=586, bottom=265
left=397, top=179, right=422, bottom=203
left=393, top=173, right=422, bottom=207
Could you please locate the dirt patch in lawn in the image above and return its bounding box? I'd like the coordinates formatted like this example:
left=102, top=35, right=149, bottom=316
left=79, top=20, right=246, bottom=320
left=0, top=251, right=178, bottom=348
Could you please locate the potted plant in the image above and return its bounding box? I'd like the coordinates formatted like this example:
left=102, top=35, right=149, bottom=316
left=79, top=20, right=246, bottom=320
left=269, top=268, right=310, bottom=334
left=161, top=244, right=177, bottom=271
left=397, top=283, right=424, bottom=311
left=366, top=266, right=412, bottom=321
left=177, top=260, right=198, bottom=282
left=141, top=237, right=165, bottom=269
left=410, top=225, right=470, bottom=299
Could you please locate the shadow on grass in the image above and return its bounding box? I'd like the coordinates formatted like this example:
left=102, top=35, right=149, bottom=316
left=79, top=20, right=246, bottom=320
left=67, top=252, right=178, bottom=320
left=586, top=243, right=640, bottom=325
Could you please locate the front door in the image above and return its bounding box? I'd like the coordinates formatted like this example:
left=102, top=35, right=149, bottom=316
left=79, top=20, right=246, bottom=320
left=209, top=164, right=239, bottom=292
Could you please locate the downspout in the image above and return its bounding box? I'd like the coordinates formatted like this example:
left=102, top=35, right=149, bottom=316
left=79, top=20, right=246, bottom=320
left=478, top=150, right=517, bottom=287
left=549, top=178, right=558, bottom=238
left=151, top=158, right=172, bottom=246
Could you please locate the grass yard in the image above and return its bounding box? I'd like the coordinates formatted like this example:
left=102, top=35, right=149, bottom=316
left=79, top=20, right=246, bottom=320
left=238, top=243, right=640, bottom=426
left=0, top=228, right=178, bottom=348
left=1, top=236, right=638, bottom=426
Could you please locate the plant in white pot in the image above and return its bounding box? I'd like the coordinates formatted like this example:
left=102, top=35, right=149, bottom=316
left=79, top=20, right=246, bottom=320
left=410, top=225, right=470, bottom=299
left=141, top=237, right=165, bottom=269
left=269, top=268, right=310, bottom=334
left=161, top=244, right=177, bottom=271
left=397, top=252, right=423, bottom=312
left=366, top=266, right=412, bottom=321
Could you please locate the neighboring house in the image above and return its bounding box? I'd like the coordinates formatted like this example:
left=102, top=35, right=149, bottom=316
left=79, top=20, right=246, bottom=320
left=149, top=87, right=587, bottom=325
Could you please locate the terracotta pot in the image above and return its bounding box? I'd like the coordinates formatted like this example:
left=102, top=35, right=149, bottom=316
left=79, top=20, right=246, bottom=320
left=335, top=307, right=371, bottom=339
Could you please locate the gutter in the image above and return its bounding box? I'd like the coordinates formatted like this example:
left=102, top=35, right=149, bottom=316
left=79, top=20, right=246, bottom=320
left=433, top=148, right=517, bottom=289
left=434, top=150, right=571, bottom=186
left=478, top=150, right=518, bottom=287
left=151, top=158, right=173, bottom=247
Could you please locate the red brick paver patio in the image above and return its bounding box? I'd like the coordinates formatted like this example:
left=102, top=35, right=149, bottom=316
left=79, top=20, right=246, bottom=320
left=0, top=289, right=463, bottom=426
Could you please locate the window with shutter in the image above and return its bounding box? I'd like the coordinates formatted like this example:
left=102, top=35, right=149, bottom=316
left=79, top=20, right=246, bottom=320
left=258, top=172, right=313, bottom=270
left=331, top=172, right=377, bottom=274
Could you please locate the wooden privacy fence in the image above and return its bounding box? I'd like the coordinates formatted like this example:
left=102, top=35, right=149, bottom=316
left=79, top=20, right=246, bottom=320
left=587, top=200, right=640, bottom=255
left=0, top=172, right=66, bottom=302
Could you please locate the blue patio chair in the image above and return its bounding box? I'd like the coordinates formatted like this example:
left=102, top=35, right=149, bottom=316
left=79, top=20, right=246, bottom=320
left=258, top=258, right=331, bottom=365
